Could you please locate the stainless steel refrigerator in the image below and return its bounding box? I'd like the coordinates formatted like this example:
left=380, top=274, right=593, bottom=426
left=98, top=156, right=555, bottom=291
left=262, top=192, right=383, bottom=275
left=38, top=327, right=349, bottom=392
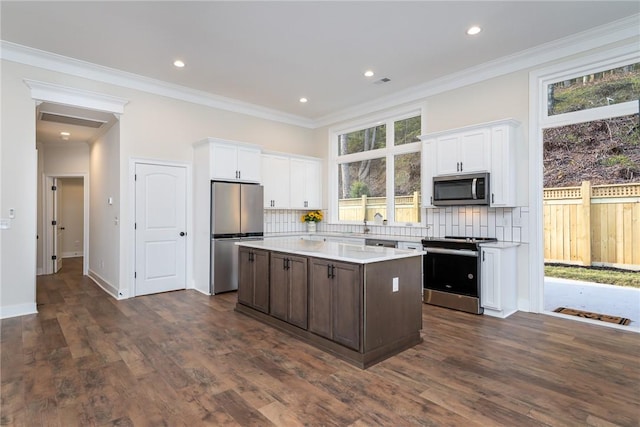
left=210, top=181, right=264, bottom=294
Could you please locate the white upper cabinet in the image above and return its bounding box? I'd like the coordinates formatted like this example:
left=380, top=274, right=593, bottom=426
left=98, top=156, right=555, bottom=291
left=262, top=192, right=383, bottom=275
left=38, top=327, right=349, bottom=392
left=289, top=157, right=322, bottom=210
left=434, top=128, right=490, bottom=175
left=261, top=153, right=323, bottom=210
left=209, top=139, right=262, bottom=182
left=420, top=119, right=520, bottom=207
left=262, top=154, right=290, bottom=208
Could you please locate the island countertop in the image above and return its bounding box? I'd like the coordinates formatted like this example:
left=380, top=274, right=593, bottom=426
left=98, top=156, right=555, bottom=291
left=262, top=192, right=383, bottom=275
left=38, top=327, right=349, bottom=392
left=236, top=237, right=423, bottom=264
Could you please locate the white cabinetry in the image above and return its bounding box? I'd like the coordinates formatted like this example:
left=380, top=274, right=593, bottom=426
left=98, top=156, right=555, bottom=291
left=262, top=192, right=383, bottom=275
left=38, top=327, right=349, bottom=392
left=420, top=119, right=520, bottom=207
left=397, top=241, right=423, bottom=251
left=207, top=138, right=261, bottom=182
left=290, top=157, right=322, bottom=210
left=489, top=124, right=517, bottom=207
left=262, top=154, right=290, bottom=208
left=481, top=244, right=518, bottom=318
left=421, top=139, right=436, bottom=207
left=262, top=152, right=323, bottom=210
left=435, top=128, right=490, bottom=175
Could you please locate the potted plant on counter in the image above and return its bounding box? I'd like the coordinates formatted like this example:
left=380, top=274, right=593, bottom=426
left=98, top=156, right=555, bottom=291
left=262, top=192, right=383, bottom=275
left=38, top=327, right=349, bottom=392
left=301, top=210, right=323, bottom=233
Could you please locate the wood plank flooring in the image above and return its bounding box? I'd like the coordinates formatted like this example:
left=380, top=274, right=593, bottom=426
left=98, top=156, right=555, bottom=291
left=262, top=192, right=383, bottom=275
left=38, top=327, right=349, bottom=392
left=1, top=257, right=639, bottom=426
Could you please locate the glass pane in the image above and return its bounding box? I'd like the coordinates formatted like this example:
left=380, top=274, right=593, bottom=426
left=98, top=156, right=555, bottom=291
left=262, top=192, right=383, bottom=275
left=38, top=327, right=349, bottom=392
left=547, top=62, right=640, bottom=116
left=338, top=124, right=386, bottom=155
left=394, top=152, right=421, bottom=223
left=338, top=158, right=386, bottom=221
left=394, top=115, right=421, bottom=145
left=543, top=113, right=640, bottom=187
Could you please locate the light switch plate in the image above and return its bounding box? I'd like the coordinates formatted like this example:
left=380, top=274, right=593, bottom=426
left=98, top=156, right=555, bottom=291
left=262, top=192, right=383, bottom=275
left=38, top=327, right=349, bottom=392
left=0, top=219, right=10, bottom=229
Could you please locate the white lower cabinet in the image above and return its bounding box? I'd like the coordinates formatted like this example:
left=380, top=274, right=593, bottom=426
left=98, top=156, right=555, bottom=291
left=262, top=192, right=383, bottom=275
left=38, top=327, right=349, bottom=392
left=481, top=244, right=518, bottom=318
left=397, top=241, right=423, bottom=251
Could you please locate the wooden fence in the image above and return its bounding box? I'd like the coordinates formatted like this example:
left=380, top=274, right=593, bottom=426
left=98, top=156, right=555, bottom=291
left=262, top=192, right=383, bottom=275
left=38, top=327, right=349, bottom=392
left=544, top=181, right=640, bottom=271
left=338, top=192, right=421, bottom=223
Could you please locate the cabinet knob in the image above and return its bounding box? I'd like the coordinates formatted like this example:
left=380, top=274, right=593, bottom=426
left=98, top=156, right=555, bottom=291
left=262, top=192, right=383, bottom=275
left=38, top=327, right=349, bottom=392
left=179, top=231, right=186, bottom=237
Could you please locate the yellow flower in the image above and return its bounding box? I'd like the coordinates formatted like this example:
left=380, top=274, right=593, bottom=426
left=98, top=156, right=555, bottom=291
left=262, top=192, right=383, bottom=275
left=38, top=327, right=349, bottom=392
left=302, top=210, right=323, bottom=222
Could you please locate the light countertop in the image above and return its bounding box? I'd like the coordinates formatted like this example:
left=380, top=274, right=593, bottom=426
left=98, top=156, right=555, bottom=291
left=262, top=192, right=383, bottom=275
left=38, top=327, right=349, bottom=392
left=236, top=237, right=423, bottom=264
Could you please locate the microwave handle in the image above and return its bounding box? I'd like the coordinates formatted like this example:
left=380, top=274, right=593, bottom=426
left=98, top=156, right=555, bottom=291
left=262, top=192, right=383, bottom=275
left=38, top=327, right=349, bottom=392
left=472, top=178, right=478, bottom=199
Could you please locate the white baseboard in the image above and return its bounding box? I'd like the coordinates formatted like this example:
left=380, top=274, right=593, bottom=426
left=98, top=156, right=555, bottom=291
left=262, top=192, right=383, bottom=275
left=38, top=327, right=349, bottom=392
left=0, top=303, right=38, bottom=319
left=62, top=252, right=83, bottom=258
left=37, top=267, right=43, bottom=276
left=87, top=269, right=119, bottom=299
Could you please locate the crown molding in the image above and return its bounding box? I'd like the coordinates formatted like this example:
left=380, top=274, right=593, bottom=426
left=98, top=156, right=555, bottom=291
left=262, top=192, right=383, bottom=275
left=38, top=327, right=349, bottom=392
left=1, top=41, right=316, bottom=129
left=314, top=14, right=640, bottom=128
left=2, top=14, right=638, bottom=130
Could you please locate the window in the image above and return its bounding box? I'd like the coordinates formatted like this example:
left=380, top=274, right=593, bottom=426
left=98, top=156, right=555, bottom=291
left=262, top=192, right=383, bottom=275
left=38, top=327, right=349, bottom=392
left=333, top=111, right=422, bottom=224
left=547, top=62, right=639, bottom=116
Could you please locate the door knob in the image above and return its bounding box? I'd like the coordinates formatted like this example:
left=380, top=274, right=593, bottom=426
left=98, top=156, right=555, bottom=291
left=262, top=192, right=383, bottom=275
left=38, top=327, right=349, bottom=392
left=180, top=232, right=186, bottom=236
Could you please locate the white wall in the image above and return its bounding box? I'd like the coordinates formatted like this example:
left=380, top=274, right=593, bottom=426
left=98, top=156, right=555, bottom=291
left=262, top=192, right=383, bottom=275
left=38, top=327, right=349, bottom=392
left=59, top=178, right=84, bottom=257
left=0, top=62, right=37, bottom=318
left=89, top=123, right=120, bottom=296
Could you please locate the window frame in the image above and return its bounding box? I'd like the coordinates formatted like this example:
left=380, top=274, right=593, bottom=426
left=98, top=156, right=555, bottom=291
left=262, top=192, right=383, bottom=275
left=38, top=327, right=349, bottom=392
left=329, top=106, right=425, bottom=225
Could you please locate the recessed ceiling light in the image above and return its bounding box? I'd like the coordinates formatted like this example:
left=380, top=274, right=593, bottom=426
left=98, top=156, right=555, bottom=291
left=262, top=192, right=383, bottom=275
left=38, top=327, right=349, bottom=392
left=173, top=60, right=185, bottom=68
left=467, top=26, right=482, bottom=36
left=364, top=70, right=374, bottom=77
left=299, top=97, right=308, bottom=103
left=60, top=131, right=70, bottom=140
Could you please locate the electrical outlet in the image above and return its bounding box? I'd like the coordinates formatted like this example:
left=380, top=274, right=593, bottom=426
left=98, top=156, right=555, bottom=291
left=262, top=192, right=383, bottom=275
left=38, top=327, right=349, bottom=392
left=392, top=277, right=399, bottom=292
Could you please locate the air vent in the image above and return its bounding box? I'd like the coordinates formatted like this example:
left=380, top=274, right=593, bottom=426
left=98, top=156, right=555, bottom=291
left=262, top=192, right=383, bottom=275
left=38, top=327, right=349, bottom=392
left=373, top=77, right=391, bottom=85
left=39, top=112, right=106, bottom=128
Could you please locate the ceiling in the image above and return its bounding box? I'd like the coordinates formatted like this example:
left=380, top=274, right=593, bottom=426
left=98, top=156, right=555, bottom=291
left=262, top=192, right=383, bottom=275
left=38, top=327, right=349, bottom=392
left=1, top=1, right=638, bottom=143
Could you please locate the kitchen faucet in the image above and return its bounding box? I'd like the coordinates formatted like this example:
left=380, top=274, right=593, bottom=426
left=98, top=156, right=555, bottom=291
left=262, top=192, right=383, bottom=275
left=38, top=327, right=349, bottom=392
left=363, top=219, right=370, bottom=234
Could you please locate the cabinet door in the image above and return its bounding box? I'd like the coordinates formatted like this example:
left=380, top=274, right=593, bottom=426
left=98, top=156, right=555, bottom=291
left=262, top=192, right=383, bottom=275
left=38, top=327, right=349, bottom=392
left=435, top=134, right=461, bottom=175
left=332, top=262, right=361, bottom=351
left=421, top=139, right=436, bottom=207
left=459, top=129, right=490, bottom=173
left=237, top=145, right=262, bottom=182
left=481, top=248, right=500, bottom=310
left=287, top=255, right=308, bottom=329
left=303, top=159, right=322, bottom=209
left=269, top=253, right=289, bottom=321
left=489, top=125, right=516, bottom=207
left=237, top=247, right=253, bottom=307
left=262, top=154, right=290, bottom=208
left=308, top=258, right=333, bottom=340
left=210, top=142, right=239, bottom=180
left=252, top=249, right=270, bottom=313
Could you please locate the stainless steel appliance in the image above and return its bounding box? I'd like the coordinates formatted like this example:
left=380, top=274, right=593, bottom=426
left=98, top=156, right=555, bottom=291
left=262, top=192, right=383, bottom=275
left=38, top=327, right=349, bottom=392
left=433, top=172, right=490, bottom=206
left=421, top=236, right=497, bottom=314
left=211, top=181, right=263, bottom=294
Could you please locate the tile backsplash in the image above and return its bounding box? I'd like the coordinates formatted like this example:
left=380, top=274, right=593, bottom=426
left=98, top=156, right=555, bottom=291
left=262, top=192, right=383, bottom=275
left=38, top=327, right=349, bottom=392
left=264, top=206, right=529, bottom=243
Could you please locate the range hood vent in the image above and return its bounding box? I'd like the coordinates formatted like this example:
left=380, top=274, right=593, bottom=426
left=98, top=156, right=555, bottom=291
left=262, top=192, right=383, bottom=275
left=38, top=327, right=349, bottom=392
left=39, top=112, right=106, bottom=128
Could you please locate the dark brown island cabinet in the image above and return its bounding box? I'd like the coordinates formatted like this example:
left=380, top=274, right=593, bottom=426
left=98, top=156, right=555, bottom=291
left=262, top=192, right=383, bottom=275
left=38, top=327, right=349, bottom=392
left=235, top=239, right=424, bottom=369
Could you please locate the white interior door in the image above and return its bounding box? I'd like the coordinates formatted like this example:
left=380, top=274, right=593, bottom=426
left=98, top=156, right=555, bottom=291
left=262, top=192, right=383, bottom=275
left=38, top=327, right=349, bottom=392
left=52, top=178, right=63, bottom=273
left=135, top=163, right=187, bottom=296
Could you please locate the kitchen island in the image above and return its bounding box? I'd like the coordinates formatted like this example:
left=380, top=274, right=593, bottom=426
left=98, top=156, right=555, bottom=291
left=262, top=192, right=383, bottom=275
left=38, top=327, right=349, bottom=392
left=235, top=238, right=424, bottom=368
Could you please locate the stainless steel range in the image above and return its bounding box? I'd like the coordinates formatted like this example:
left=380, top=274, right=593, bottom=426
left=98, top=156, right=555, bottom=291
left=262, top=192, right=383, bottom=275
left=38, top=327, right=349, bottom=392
left=421, top=236, right=497, bottom=314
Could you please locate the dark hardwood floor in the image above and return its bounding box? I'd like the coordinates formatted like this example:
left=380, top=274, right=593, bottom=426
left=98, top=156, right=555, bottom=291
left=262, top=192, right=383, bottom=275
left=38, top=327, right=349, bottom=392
left=1, top=257, right=639, bottom=426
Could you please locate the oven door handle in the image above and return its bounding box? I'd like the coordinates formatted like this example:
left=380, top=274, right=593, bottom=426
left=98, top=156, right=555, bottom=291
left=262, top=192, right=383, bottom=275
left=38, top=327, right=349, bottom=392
left=424, top=247, right=478, bottom=257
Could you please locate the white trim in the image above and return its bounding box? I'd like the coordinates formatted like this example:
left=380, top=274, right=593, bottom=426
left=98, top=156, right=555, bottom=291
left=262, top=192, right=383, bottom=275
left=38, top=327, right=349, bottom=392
left=316, top=14, right=640, bottom=128
left=24, top=79, right=129, bottom=114
left=528, top=40, right=640, bottom=315
left=0, top=303, right=38, bottom=319
left=88, top=268, right=120, bottom=299
left=3, top=42, right=314, bottom=129
left=128, top=158, right=192, bottom=298
left=3, top=15, right=637, bottom=129
left=43, top=174, right=90, bottom=276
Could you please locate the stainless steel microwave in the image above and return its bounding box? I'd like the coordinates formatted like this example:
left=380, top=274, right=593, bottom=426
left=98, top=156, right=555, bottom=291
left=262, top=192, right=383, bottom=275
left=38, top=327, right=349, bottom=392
left=432, top=172, right=490, bottom=206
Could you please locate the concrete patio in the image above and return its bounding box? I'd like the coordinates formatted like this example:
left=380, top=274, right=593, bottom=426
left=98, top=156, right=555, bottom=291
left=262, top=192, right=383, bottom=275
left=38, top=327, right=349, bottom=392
left=544, top=277, right=640, bottom=333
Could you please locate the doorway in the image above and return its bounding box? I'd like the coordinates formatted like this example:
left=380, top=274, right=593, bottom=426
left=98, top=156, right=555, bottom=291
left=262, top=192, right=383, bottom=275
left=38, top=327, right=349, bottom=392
left=42, top=176, right=88, bottom=275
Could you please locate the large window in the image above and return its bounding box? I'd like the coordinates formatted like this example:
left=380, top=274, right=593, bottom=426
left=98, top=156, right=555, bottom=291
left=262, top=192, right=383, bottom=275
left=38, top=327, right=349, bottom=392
left=333, top=111, right=422, bottom=224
